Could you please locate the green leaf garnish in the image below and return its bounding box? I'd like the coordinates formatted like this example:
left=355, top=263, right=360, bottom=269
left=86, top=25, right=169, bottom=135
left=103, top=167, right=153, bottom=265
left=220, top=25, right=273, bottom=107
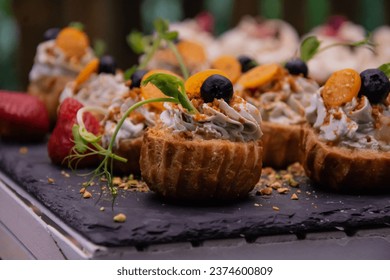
left=69, top=22, right=84, bottom=31
left=378, top=63, right=390, bottom=78
left=300, top=36, right=321, bottom=62
left=93, top=39, right=106, bottom=58
left=299, top=34, right=376, bottom=62
left=126, top=18, right=189, bottom=79
left=142, top=73, right=197, bottom=114
left=127, top=31, right=146, bottom=54
left=72, top=124, right=88, bottom=153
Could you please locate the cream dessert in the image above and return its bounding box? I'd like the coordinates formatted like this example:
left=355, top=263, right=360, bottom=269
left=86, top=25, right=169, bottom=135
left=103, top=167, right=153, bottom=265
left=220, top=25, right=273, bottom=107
left=140, top=70, right=263, bottom=200
left=28, top=26, right=96, bottom=124
left=302, top=68, right=390, bottom=192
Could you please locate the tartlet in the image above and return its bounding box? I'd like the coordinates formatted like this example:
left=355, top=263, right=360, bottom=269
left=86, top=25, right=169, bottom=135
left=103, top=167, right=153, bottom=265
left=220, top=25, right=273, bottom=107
left=236, top=63, right=319, bottom=168
left=140, top=70, right=263, bottom=200
left=302, top=68, right=390, bottom=192
left=28, top=26, right=96, bottom=124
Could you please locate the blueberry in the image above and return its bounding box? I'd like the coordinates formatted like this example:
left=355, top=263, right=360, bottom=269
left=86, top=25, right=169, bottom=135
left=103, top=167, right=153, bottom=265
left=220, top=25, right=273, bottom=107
left=130, top=70, right=148, bottom=88
left=238, top=55, right=257, bottom=73
left=200, top=74, right=233, bottom=103
left=43, top=28, right=60, bottom=41
left=359, top=69, right=390, bottom=104
left=98, top=55, right=117, bottom=75
left=285, top=58, right=308, bottom=77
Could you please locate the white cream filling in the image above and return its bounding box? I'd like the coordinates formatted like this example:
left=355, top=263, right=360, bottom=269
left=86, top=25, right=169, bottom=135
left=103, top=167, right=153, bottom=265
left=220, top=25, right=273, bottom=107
left=29, top=40, right=95, bottom=81
left=160, top=99, right=262, bottom=142
left=306, top=89, right=390, bottom=151
left=60, top=73, right=127, bottom=109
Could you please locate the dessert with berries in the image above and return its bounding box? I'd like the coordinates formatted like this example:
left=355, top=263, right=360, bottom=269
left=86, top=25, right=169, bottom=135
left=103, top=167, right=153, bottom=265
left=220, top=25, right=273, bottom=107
left=101, top=69, right=175, bottom=175
left=28, top=25, right=96, bottom=124
left=303, top=67, right=390, bottom=192
left=59, top=55, right=128, bottom=110
left=140, top=70, right=263, bottom=200
left=236, top=60, right=319, bottom=168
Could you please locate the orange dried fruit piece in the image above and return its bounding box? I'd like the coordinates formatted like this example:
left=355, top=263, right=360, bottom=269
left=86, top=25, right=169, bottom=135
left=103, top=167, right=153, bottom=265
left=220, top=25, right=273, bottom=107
left=141, top=69, right=183, bottom=111
left=322, top=68, right=361, bottom=108
left=55, top=27, right=89, bottom=58
left=211, top=55, right=241, bottom=83
left=185, top=69, right=230, bottom=99
left=177, top=40, right=207, bottom=66
left=237, top=63, right=282, bottom=89
left=74, top=58, right=99, bottom=87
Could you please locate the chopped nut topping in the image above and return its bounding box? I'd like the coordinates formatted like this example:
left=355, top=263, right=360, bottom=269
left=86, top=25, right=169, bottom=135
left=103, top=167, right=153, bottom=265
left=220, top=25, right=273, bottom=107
left=19, top=147, right=28, bottom=154
left=258, top=187, right=273, bottom=196
left=47, top=178, right=55, bottom=184
left=61, top=170, right=70, bottom=178
left=289, top=178, right=299, bottom=187
left=79, top=187, right=86, bottom=194
left=272, top=206, right=280, bottom=211
left=291, top=193, right=299, bottom=200
left=99, top=207, right=105, bottom=211
left=83, top=191, right=92, bottom=198
left=277, top=187, right=289, bottom=194
left=270, top=182, right=282, bottom=189
left=113, top=213, right=126, bottom=223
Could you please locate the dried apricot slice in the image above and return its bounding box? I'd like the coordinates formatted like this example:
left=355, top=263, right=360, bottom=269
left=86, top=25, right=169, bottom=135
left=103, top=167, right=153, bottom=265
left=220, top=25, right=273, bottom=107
left=322, top=68, right=361, bottom=108
left=55, top=27, right=89, bottom=58
left=141, top=69, right=183, bottom=111
left=237, top=63, right=282, bottom=89
left=177, top=40, right=207, bottom=66
left=74, top=58, right=99, bottom=87
left=211, top=55, right=241, bottom=83
left=185, top=69, right=229, bottom=99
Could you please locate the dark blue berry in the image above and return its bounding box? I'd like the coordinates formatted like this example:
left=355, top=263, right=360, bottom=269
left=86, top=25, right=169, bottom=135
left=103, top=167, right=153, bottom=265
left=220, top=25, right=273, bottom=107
left=43, top=28, right=60, bottom=41
left=200, top=74, right=233, bottom=103
left=238, top=55, right=257, bottom=73
left=98, top=55, right=117, bottom=75
left=359, top=69, right=390, bottom=104
left=130, top=70, right=148, bottom=88
left=285, top=58, right=308, bottom=77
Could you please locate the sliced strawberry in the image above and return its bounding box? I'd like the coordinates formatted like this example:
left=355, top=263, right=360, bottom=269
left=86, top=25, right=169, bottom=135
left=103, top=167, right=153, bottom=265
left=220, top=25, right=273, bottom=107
left=0, top=90, right=49, bottom=141
left=48, top=98, right=101, bottom=166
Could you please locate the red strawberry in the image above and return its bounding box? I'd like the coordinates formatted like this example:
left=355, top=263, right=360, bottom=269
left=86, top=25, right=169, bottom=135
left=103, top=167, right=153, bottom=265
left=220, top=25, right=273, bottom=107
left=0, top=90, right=49, bottom=141
left=48, top=98, right=101, bottom=166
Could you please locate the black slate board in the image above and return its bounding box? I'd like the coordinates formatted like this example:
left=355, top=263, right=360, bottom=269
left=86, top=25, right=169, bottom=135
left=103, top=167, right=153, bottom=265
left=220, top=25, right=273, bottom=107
left=1, top=141, right=390, bottom=247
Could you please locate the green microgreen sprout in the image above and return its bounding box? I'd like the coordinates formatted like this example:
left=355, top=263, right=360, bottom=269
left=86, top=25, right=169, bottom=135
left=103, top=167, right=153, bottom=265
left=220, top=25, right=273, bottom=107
left=67, top=72, right=197, bottom=204
left=69, top=21, right=85, bottom=31
left=378, top=63, right=390, bottom=78
left=125, top=18, right=189, bottom=80
left=300, top=35, right=376, bottom=62
left=93, top=39, right=106, bottom=58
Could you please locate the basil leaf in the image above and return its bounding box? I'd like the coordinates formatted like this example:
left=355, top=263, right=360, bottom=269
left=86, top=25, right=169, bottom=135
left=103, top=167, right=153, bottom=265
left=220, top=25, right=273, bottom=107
left=162, top=31, right=179, bottom=41
left=300, top=36, right=321, bottom=62
left=69, top=22, right=84, bottom=31
left=378, top=63, right=390, bottom=78
left=93, top=39, right=106, bottom=58
left=142, top=73, right=181, bottom=99
left=154, top=18, right=169, bottom=34
left=127, top=31, right=145, bottom=54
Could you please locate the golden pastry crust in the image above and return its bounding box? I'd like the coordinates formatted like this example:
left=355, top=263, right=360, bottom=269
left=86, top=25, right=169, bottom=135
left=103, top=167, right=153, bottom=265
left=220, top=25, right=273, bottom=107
left=28, top=75, right=73, bottom=125
left=112, top=136, right=143, bottom=175
left=261, top=122, right=303, bottom=169
left=140, top=127, right=263, bottom=200
left=301, top=126, right=390, bottom=193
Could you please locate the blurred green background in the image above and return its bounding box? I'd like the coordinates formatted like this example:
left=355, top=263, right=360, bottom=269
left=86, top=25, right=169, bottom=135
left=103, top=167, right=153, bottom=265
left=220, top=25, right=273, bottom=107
left=0, top=0, right=389, bottom=90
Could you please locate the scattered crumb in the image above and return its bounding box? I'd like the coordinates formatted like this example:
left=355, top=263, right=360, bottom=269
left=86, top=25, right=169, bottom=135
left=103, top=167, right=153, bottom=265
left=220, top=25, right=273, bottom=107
left=291, top=193, right=299, bottom=200
left=19, top=147, right=28, bottom=154
left=254, top=203, right=261, bottom=207
left=47, top=177, right=55, bottom=184
left=79, top=187, right=86, bottom=194
left=277, top=187, right=289, bottom=194
left=257, top=187, right=273, bottom=196
left=112, top=177, right=122, bottom=185
left=61, top=170, right=70, bottom=178
left=83, top=191, right=92, bottom=198
left=270, top=182, right=282, bottom=190
left=99, top=207, right=105, bottom=211
left=297, top=189, right=302, bottom=194
left=272, top=206, right=280, bottom=211
left=113, top=213, right=126, bottom=223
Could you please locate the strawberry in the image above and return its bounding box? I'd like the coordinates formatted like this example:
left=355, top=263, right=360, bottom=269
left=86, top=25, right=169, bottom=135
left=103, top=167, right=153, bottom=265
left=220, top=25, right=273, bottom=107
left=48, top=98, right=101, bottom=166
left=0, top=90, right=49, bottom=141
